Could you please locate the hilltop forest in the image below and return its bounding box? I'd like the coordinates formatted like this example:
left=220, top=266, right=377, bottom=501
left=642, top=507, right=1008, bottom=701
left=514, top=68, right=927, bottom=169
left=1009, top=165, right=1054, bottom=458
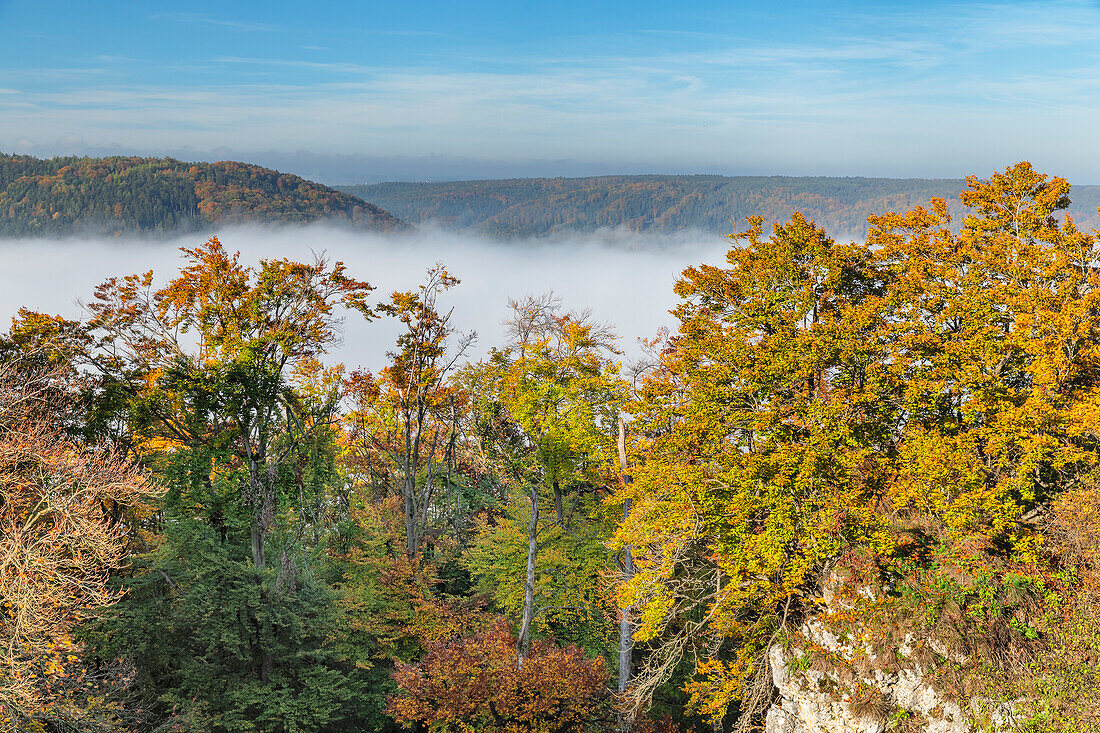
left=344, top=174, right=1100, bottom=239
left=9, top=163, right=1100, bottom=733
left=0, top=153, right=401, bottom=236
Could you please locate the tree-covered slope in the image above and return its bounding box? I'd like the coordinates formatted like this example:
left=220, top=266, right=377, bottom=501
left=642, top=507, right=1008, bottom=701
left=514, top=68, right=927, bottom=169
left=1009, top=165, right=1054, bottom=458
left=0, top=153, right=402, bottom=236
left=342, top=175, right=1100, bottom=238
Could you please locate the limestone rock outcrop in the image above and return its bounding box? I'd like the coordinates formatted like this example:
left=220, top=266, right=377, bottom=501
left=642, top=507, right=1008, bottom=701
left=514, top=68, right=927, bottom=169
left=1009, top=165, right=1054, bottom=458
left=763, top=597, right=1013, bottom=733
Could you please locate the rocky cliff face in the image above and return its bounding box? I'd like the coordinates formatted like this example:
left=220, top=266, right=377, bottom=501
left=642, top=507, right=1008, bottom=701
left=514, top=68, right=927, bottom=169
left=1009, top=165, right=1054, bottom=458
left=764, top=589, right=1013, bottom=733
left=765, top=640, right=971, bottom=733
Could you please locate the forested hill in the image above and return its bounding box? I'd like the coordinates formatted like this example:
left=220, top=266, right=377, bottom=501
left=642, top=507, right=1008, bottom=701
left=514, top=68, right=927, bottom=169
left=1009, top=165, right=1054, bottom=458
left=341, top=175, right=1100, bottom=238
left=0, top=153, right=402, bottom=236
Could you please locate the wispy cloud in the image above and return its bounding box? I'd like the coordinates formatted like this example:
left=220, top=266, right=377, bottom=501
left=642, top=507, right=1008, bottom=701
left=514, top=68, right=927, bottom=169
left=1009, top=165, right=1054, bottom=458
left=153, top=12, right=275, bottom=33
left=359, top=29, right=446, bottom=37
left=214, top=56, right=376, bottom=74
left=8, top=0, right=1100, bottom=179
left=958, top=0, right=1100, bottom=46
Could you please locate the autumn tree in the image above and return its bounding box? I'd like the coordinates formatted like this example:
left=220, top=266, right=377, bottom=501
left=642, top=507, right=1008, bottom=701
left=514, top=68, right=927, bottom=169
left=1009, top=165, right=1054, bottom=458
left=463, top=295, right=626, bottom=664
left=616, top=162, right=1100, bottom=728
left=0, top=345, right=155, bottom=733
left=83, top=236, right=372, bottom=569
left=344, top=265, right=473, bottom=561
left=77, top=237, right=378, bottom=731
left=389, top=619, right=612, bottom=733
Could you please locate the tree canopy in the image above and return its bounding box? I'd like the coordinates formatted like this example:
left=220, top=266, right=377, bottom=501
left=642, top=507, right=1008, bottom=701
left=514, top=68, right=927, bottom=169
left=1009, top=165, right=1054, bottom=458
left=8, top=163, right=1100, bottom=732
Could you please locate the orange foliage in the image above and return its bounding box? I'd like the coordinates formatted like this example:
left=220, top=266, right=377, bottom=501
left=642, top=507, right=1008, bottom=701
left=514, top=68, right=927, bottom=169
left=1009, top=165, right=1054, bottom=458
left=389, top=620, right=612, bottom=733
left=0, top=354, right=156, bottom=731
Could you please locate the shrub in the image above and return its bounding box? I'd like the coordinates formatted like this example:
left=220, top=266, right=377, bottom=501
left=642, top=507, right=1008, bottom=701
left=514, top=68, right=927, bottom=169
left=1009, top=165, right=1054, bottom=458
left=389, top=619, right=612, bottom=732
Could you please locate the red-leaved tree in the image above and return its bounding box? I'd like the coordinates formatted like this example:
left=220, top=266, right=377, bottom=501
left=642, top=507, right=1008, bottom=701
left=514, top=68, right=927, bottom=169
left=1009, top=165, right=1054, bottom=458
left=389, top=620, right=612, bottom=733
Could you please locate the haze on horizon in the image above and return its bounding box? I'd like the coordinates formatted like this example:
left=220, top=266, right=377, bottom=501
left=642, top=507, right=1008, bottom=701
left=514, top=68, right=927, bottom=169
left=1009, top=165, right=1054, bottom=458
left=4, top=0, right=1100, bottom=184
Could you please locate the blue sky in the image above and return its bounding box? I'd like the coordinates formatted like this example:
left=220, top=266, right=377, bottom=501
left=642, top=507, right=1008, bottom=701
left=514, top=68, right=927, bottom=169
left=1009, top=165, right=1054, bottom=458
left=3, top=0, right=1100, bottom=182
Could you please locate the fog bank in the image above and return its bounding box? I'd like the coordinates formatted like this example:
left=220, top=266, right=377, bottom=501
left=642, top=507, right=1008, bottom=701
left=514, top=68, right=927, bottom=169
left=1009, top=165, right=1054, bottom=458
left=0, top=225, right=733, bottom=372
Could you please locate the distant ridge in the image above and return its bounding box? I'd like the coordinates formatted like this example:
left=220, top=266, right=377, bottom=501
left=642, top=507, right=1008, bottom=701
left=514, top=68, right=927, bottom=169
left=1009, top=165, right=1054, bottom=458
left=0, top=153, right=402, bottom=237
left=341, top=174, right=1100, bottom=239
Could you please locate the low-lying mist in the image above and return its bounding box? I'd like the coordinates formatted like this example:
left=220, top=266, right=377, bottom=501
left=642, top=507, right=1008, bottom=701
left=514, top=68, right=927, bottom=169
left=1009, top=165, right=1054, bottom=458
left=0, top=224, right=734, bottom=373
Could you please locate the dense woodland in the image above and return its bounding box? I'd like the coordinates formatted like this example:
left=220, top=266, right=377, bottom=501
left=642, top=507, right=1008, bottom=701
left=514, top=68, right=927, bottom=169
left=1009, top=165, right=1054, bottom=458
left=8, top=163, right=1100, bottom=732
left=0, top=154, right=400, bottom=236
left=344, top=174, right=1100, bottom=240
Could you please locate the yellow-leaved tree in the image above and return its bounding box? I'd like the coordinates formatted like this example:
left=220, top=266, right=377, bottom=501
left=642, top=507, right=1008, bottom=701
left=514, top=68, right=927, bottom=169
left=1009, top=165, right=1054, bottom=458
left=465, top=295, right=626, bottom=663
left=616, top=163, right=1100, bottom=729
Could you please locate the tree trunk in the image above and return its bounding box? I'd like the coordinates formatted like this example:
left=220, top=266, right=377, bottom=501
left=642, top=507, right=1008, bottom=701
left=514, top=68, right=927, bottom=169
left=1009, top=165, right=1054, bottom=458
left=617, top=415, right=634, bottom=694
left=248, top=459, right=269, bottom=570
left=251, top=524, right=265, bottom=570
left=517, top=482, right=539, bottom=665
left=404, top=474, right=418, bottom=561
left=618, top=498, right=634, bottom=693
left=553, top=479, right=564, bottom=525
left=261, top=647, right=273, bottom=682
left=449, top=397, right=461, bottom=544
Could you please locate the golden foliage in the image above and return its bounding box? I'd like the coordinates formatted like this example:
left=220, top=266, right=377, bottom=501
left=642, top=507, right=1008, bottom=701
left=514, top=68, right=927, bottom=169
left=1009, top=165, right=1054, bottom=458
left=616, top=163, right=1100, bottom=724
left=0, top=352, right=156, bottom=732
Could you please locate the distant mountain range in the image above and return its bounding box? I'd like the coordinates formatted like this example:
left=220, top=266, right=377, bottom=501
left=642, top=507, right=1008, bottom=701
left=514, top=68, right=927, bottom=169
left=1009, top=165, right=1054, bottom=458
left=0, top=154, right=401, bottom=236
left=6, top=156, right=1100, bottom=241
left=340, top=175, right=1100, bottom=239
